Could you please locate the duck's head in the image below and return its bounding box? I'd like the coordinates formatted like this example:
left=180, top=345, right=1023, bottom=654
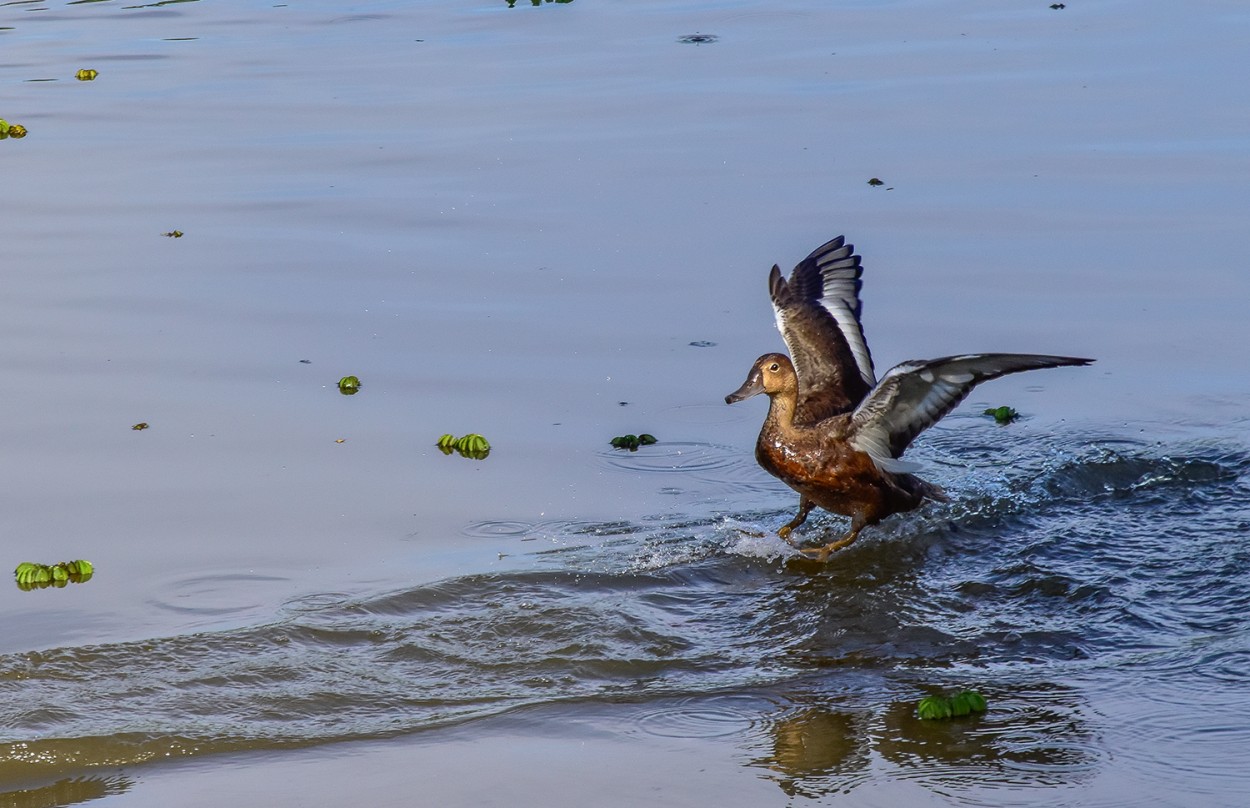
left=725, top=353, right=797, bottom=404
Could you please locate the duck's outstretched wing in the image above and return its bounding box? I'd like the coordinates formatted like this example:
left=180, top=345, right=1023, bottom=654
left=848, top=353, right=1093, bottom=472
left=770, top=235, right=876, bottom=422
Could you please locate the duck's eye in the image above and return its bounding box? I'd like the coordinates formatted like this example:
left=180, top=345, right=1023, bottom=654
left=768, top=363, right=780, bottom=372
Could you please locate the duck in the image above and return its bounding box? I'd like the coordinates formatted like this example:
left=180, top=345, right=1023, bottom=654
left=725, top=235, right=1092, bottom=561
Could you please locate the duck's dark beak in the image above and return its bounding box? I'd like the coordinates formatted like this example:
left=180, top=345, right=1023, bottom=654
left=725, top=369, right=765, bottom=404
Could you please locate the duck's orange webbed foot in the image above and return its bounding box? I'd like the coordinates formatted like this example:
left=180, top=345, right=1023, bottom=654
left=777, top=497, right=814, bottom=546
left=798, top=522, right=865, bottom=562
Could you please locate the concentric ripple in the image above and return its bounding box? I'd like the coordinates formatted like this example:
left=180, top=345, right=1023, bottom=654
left=597, top=440, right=779, bottom=495
left=598, top=440, right=743, bottom=475
left=629, top=694, right=772, bottom=739
left=458, top=520, right=535, bottom=539
left=145, top=572, right=292, bottom=623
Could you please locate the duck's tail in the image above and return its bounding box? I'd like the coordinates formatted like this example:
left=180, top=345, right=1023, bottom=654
left=900, top=473, right=949, bottom=504
left=921, top=479, right=950, bottom=503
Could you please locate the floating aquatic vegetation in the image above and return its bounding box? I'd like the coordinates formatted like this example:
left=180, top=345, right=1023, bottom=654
left=678, top=33, right=718, bottom=44
left=0, top=119, right=27, bottom=139
left=1050, top=3, right=1066, bottom=8
left=983, top=405, right=1020, bottom=424
left=132, top=422, right=150, bottom=430
left=338, top=375, right=361, bottom=394
left=917, top=690, right=987, bottom=720
left=15, top=560, right=94, bottom=591
left=76, top=68, right=98, bottom=81
left=437, top=433, right=491, bottom=459
left=867, top=177, right=885, bottom=186
left=162, top=230, right=184, bottom=238
left=610, top=433, right=657, bottom=451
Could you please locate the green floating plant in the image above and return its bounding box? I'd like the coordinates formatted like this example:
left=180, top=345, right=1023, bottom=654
left=610, top=433, right=657, bottom=451
left=983, top=405, right=1020, bottom=424
left=15, top=560, right=94, bottom=591
left=162, top=230, right=184, bottom=238
left=437, top=433, right=490, bottom=460
left=917, top=690, right=987, bottom=720
left=867, top=177, right=885, bottom=186
left=0, top=119, right=27, bottom=139
left=338, top=375, right=361, bottom=395
left=76, top=68, right=98, bottom=81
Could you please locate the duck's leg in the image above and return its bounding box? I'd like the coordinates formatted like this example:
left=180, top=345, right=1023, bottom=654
left=778, top=496, right=815, bottom=545
left=801, top=514, right=868, bottom=562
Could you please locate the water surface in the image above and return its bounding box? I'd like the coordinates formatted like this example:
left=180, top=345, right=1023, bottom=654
left=2, top=0, right=1249, bottom=805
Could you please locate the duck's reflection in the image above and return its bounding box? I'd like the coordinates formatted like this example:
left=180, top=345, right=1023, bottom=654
left=757, top=706, right=870, bottom=798
left=748, top=680, right=1098, bottom=799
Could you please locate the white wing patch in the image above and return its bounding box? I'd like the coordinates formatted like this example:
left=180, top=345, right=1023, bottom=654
left=822, top=298, right=875, bottom=388
left=848, top=359, right=973, bottom=470
left=772, top=300, right=787, bottom=335
left=873, top=456, right=925, bottom=474
left=852, top=424, right=924, bottom=473
left=809, top=239, right=876, bottom=387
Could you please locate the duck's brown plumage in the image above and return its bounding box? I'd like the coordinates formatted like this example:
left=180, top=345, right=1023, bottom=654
left=727, top=237, right=1093, bottom=561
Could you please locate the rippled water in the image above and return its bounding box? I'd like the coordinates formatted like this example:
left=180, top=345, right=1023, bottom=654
left=4, top=0, right=1250, bottom=805
left=5, top=428, right=1250, bottom=804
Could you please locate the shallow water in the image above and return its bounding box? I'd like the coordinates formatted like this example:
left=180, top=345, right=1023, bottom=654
left=3, top=0, right=1250, bottom=805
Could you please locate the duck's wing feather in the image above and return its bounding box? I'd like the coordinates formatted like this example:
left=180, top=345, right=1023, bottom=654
left=848, top=353, right=1093, bottom=472
left=770, top=236, right=876, bottom=422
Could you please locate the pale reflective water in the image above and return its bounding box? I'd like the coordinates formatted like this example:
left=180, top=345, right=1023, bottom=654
left=3, top=0, right=1249, bottom=805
